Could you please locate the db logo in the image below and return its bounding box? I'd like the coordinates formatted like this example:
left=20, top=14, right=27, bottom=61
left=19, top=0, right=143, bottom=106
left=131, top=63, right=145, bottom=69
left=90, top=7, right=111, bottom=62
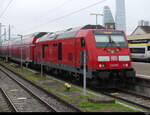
left=111, top=56, right=118, bottom=61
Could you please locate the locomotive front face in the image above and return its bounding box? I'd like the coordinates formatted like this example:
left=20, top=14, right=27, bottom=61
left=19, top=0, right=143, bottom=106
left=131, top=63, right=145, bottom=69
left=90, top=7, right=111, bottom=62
left=92, top=30, right=132, bottom=70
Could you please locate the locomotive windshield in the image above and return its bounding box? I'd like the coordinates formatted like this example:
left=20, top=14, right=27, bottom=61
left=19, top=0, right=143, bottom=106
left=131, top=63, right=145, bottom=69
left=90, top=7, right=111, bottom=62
left=94, top=31, right=127, bottom=47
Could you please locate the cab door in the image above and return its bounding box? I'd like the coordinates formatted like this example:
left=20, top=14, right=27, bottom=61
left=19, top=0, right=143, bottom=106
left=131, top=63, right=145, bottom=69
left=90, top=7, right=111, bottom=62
left=51, top=42, right=58, bottom=63
left=75, top=37, right=86, bottom=69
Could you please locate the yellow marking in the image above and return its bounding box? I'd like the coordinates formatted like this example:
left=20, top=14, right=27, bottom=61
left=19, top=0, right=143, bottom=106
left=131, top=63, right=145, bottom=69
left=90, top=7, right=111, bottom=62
left=129, top=43, right=150, bottom=46
left=111, top=93, right=119, bottom=96
left=10, top=89, right=18, bottom=92
left=103, top=32, right=112, bottom=34
left=17, top=97, right=27, bottom=100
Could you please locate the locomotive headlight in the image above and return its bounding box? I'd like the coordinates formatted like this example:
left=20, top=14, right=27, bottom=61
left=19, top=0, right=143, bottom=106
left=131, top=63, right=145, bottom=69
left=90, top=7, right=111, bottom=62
left=119, top=56, right=130, bottom=61
left=123, top=63, right=128, bottom=67
left=98, top=56, right=110, bottom=62
left=99, top=63, right=106, bottom=68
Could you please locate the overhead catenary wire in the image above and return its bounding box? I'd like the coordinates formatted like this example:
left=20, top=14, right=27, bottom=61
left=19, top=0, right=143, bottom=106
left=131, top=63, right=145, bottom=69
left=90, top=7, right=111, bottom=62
left=21, top=0, right=108, bottom=34
left=35, top=0, right=74, bottom=21
left=0, top=0, right=14, bottom=19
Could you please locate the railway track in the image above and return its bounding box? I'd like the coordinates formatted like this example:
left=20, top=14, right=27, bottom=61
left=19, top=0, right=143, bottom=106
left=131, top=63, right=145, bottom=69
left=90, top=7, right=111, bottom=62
left=0, top=68, right=58, bottom=112
left=0, top=88, right=18, bottom=112
left=99, top=89, right=150, bottom=111
left=1, top=62, right=150, bottom=112
left=0, top=64, right=82, bottom=112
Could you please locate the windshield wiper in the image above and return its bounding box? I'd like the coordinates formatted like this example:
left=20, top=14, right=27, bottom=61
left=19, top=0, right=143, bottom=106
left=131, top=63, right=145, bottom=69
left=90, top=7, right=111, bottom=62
left=111, top=40, right=120, bottom=47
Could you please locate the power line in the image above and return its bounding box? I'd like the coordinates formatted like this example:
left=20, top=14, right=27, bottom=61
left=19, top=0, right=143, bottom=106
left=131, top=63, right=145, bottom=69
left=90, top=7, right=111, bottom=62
left=50, top=0, right=74, bottom=12
left=0, top=0, right=14, bottom=19
left=22, top=0, right=108, bottom=34
left=34, top=0, right=74, bottom=22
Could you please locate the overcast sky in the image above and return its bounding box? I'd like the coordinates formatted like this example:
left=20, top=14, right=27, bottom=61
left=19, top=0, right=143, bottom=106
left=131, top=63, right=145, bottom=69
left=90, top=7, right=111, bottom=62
left=0, top=0, right=150, bottom=36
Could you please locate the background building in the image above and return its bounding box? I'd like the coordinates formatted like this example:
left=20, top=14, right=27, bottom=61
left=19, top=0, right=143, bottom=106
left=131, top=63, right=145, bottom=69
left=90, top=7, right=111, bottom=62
left=128, top=20, right=150, bottom=40
left=103, top=6, right=115, bottom=29
left=115, top=0, right=126, bottom=32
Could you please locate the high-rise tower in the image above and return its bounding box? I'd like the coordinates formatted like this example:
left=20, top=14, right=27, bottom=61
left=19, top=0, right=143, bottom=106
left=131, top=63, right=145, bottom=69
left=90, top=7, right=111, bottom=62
left=115, top=0, right=126, bottom=32
left=103, top=6, right=115, bottom=29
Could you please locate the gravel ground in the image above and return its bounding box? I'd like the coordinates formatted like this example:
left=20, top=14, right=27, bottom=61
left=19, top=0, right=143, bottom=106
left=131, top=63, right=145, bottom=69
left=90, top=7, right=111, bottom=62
left=0, top=61, right=143, bottom=112
left=0, top=65, right=81, bottom=112
left=0, top=70, right=53, bottom=112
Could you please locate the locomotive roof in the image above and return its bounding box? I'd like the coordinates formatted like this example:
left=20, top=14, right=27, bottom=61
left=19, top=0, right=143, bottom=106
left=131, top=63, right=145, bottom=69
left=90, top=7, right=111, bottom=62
left=10, top=32, right=48, bottom=45
left=37, top=25, right=105, bottom=42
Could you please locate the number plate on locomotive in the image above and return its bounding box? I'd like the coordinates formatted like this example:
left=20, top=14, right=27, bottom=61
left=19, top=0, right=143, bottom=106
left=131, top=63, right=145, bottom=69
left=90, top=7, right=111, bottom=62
left=110, top=64, right=119, bottom=67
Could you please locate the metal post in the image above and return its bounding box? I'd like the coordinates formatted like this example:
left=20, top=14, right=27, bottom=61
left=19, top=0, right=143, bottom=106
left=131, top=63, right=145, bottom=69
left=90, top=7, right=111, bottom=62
left=0, top=23, right=1, bottom=41
left=4, top=28, right=6, bottom=40
left=8, top=25, right=11, bottom=60
left=0, top=23, right=5, bottom=44
left=8, top=24, right=11, bottom=40
left=4, top=28, right=8, bottom=62
left=41, top=50, right=43, bottom=77
left=21, top=36, right=23, bottom=69
left=90, top=13, right=103, bottom=25
left=41, top=63, right=43, bottom=77
left=83, top=50, right=86, bottom=96
left=18, top=35, right=23, bottom=69
left=96, top=15, right=98, bottom=25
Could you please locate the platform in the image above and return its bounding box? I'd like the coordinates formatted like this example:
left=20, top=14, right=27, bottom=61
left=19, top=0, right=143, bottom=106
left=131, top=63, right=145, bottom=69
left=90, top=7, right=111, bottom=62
left=132, top=62, right=150, bottom=80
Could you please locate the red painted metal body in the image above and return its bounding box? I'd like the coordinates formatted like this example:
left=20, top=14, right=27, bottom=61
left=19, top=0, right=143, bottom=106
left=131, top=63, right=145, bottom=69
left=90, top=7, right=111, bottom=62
left=0, top=25, right=135, bottom=81
left=36, top=29, right=132, bottom=70
left=0, top=32, right=47, bottom=63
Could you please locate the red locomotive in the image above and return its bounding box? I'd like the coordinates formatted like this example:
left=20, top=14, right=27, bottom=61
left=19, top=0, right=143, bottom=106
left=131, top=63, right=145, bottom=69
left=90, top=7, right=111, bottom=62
left=0, top=25, right=135, bottom=87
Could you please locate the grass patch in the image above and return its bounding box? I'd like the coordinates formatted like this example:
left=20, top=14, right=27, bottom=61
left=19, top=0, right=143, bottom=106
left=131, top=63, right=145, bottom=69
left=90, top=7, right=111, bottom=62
left=78, top=100, right=138, bottom=112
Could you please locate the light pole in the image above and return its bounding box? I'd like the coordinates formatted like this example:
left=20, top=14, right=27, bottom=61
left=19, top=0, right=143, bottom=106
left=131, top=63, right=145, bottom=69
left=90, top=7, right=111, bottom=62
left=0, top=23, right=5, bottom=43
left=90, top=13, right=103, bottom=25
left=8, top=24, right=14, bottom=58
left=83, top=50, right=87, bottom=96
left=18, top=34, right=23, bottom=69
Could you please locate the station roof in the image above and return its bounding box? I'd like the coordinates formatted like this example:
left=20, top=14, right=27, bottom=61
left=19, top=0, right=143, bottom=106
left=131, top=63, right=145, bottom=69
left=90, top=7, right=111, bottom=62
left=128, top=26, right=150, bottom=40
left=127, top=34, right=150, bottom=40
left=141, top=26, right=150, bottom=33
left=131, top=26, right=150, bottom=35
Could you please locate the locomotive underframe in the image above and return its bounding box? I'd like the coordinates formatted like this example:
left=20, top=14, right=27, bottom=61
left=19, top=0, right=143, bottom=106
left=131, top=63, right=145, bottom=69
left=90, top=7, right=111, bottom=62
left=35, top=60, right=135, bottom=80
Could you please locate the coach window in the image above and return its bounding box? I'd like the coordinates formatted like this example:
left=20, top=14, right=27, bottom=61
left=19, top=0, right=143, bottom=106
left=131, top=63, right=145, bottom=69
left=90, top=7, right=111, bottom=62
left=148, top=46, right=150, bottom=51
left=81, top=37, right=85, bottom=48
left=130, top=48, right=145, bottom=54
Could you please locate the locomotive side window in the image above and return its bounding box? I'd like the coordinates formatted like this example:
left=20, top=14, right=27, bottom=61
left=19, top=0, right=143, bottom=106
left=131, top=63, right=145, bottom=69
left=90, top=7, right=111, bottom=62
left=81, top=37, right=85, bottom=48
left=58, top=43, right=62, bottom=60
left=42, top=44, right=48, bottom=58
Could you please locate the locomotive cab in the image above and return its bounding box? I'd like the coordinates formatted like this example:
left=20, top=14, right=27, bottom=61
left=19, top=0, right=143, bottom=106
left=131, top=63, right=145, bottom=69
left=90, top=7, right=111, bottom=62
left=84, top=30, right=135, bottom=84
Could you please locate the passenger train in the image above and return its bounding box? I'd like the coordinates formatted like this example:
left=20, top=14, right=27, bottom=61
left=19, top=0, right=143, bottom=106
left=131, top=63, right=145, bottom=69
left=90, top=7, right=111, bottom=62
left=0, top=25, right=135, bottom=87
left=128, top=39, right=150, bottom=62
